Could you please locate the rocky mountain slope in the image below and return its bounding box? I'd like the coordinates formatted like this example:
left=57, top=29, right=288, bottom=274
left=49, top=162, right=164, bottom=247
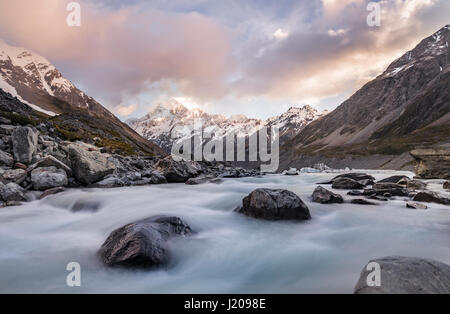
left=0, top=39, right=164, bottom=156
left=280, top=25, right=450, bottom=172
left=128, top=98, right=327, bottom=153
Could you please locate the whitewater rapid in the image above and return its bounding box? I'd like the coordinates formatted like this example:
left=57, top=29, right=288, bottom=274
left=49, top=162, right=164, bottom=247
left=0, top=171, right=449, bottom=293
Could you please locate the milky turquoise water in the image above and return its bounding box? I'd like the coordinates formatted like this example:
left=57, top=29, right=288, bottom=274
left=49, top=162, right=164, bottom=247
left=0, top=171, right=449, bottom=293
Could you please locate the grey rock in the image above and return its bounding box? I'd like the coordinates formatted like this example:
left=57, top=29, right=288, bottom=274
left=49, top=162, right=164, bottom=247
left=365, top=182, right=410, bottom=197
left=444, top=181, right=450, bottom=190
left=99, top=216, right=192, bottom=268
left=0, top=125, right=16, bottom=135
left=30, top=155, right=72, bottom=176
left=332, top=177, right=365, bottom=190
left=31, top=167, right=68, bottom=191
left=0, top=150, right=14, bottom=167
left=358, top=179, right=375, bottom=186
left=39, top=187, right=65, bottom=200
left=185, top=176, right=211, bottom=185
left=331, top=173, right=376, bottom=183
left=406, top=179, right=427, bottom=190
left=154, top=157, right=200, bottom=183
left=347, top=190, right=363, bottom=196
left=368, top=194, right=388, bottom=201
left=92, top=176, right=124, bottom=188
left=12, top=126, right=38, bottom=164
left=354, top=256, right=450, bottom=294
left=351, top=199, right=378, bottom=205
left=413, top=191, right=450, bottom=205
left=406, top=202, right=428, bottom=210
left=1, top=169, right=27, bottom=185
left=71, top=199, right=102, bottom=213
left=236, top=188, right=311, bottom=221
left=377, top=175, right=410, bottom=184
left=312, top=186, right=344, bottom=204
left=0, top=182, right=26, bottom=202
left=67, top=143, right=115, bottom=184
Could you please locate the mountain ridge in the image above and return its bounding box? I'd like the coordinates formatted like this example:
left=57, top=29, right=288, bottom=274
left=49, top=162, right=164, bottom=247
left=0, top=39, right=165, bottom=156
left=279, top=25, right=450, bottom=171
left=128, top=98, right=328, bottom=153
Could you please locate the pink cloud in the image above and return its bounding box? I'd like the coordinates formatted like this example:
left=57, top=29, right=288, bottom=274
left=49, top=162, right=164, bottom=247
left=0, top=0, right=234, bottom=106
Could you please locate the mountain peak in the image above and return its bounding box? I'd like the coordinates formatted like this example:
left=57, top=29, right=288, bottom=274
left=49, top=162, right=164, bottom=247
left=382, top=25, right=449, bottom=78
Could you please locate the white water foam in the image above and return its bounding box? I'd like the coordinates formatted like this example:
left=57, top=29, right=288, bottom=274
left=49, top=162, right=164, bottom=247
left=0, top=171, right=449, bottom=293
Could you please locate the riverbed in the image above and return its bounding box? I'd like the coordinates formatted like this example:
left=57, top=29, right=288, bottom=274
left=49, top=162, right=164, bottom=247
left=0, top=170, right=449, bottom=293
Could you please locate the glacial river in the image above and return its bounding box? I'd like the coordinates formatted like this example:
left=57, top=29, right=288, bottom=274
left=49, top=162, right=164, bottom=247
left=0, top=170, right=449, bottom=293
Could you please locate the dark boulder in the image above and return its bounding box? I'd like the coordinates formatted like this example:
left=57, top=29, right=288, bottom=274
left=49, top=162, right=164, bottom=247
left=99, top=216, right=192, bottom=268
left=351, top=199, right=378, bottom=205
left=354, top=256, right=450, bottom=294
left=312, top=186, right=343, bottom=204
left=377, top=175, right=410, bottom=184
left=185, top=176, right=211, bottom=185
left=406, top=179, right=427, bottom=190
left=332, top=177, right=364, bottom=190
left=347, top=190, right=363, bottom=196
left=413, top=191, right=450, bottom=205
left=364, top=182, right=409, bottom=197
left=331, top=173, right=375, bottom=182
left=71, top=199, right=102, bottom=213
left=443, top=181, right=450, bottom=190
left=236, top=188, right=311, bottom=221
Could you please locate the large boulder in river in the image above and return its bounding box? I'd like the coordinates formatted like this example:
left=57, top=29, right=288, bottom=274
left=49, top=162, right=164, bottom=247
left=443, top=181, right=450, bottom=190
left=154, top=156, right=200, bottom=183
left=99, top=216, right=192, bottom=268
left=410, top=148, right=450, bottom=179
left=354, top=256, right=450, bottom=294
left=12, top=126, right=38, bottom=164
left=30, top=166, right=68, bottom=191
left=413, top=191, right=450, bottom=205
left=331, top=177, right=364, bottom=190
left=312, top=186, right=343, bottom=204
left=236, top=188, right=311, bottom=221
left=67, top=143, right=115, bottom=184
left=0, top=182, right=26, bottom=202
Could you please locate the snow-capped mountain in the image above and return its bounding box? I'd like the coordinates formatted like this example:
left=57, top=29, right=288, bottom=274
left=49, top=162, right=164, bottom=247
left=128, top=98, right=327, bottom=152
left=0, top=39, right=165, bottom=156
left=280, top=25, right=450, bottom=170
left=0, top=39, right=114, bottom=119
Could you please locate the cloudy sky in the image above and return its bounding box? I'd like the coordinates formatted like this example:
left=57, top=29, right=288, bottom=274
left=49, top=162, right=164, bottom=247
left=0, top=0, right=448, bottom=119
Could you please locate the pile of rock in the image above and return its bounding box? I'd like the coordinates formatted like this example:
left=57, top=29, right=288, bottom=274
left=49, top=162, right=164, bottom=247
left=314, top=173, right=448, bottom=208
left=0, top=120, right=261, bottom=207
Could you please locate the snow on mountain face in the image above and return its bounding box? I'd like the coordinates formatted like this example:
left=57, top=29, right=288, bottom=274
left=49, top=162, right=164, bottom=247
left=382, top=25, right=449, bottom=78
left=128, top=99, right=327, bottom=152
left=0, top=39, right=112, bottom=118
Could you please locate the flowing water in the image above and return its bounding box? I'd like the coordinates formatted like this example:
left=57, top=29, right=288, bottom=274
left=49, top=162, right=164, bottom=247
left=0, top=170, right=449, bottom=293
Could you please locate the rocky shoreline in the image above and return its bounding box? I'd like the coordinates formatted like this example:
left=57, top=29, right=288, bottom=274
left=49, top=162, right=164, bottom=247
left=0, top=120, right=259, bottom=207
